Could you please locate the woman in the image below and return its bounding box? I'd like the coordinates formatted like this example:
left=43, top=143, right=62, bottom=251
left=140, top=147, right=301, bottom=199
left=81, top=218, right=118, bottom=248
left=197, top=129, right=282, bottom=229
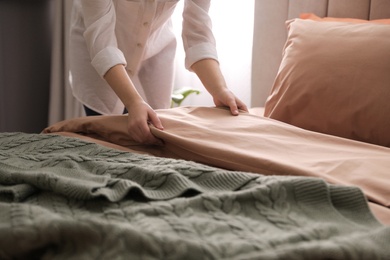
left=69, top=0, right=248, bottom=145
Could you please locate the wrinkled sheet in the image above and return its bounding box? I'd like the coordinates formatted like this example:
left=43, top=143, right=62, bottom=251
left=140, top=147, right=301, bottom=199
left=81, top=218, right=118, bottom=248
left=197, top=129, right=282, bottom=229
left=44, top=106, right=390, bottom=224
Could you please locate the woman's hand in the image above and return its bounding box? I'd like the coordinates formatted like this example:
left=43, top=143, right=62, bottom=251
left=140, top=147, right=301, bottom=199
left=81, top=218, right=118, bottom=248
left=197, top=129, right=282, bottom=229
left=212, top=88, right=248, bottom=116
left=191, top=59, right=248, bottom=115
left=126, top=100, right=164, bottom=145
left=104, top=64, right=164, bottom=145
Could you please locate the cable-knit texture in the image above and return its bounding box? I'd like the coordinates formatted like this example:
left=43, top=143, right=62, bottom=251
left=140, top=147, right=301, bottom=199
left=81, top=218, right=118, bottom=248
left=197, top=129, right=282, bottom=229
left=0, top=133, right=389, bottom=259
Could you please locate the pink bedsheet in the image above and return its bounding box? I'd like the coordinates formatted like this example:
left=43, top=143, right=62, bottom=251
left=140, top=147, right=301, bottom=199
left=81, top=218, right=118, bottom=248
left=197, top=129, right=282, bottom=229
left=44, top=106, right=390, bottom=225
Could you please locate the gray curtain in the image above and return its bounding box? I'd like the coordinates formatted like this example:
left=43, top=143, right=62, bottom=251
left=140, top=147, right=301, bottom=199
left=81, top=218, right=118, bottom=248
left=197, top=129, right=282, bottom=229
left=0, top=0, right=53, bottom=133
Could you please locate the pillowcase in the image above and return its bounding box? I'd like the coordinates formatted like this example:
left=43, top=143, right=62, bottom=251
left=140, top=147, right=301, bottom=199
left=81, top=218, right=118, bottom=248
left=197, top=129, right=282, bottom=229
left=264, top=18, right=390, bottom=147
left=300, top=13, right=390, bottom=24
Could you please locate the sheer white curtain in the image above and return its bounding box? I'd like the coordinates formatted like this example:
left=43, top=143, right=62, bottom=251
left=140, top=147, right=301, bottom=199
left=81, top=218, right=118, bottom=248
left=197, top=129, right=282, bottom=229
left=49, top=0, right=84, bottom=125
left=172, top=0, right=254, bottom=107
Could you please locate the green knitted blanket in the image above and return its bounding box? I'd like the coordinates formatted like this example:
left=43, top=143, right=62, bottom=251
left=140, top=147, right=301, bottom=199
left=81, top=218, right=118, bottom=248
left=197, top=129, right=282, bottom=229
left=0, top=132, right=389, bottom=259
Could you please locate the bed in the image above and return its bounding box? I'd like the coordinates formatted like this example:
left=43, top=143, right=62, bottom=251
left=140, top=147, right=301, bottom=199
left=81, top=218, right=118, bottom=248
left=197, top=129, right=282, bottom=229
left=1, top=0, right=390, bottom=259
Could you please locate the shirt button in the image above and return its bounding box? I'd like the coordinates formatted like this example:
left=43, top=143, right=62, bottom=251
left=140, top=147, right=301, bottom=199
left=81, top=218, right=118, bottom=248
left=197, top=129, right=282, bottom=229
left=143, top=21, right=149, bottom=26
left=137, top=43, right=142, bottom=47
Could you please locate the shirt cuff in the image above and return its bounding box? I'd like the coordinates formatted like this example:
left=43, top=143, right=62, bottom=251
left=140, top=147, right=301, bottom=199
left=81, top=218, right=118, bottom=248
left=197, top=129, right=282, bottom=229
left=91, top=46, right=127, bottom=77
left=185, top=42, right=218, bottom=71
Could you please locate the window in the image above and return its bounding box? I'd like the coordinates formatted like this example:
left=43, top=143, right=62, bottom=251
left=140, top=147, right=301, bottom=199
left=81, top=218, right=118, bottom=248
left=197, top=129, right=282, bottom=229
left=172, top=0, right=254, bottom=107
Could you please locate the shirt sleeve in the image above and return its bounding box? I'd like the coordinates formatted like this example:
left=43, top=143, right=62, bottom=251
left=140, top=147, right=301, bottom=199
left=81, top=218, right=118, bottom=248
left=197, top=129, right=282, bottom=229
left=182, top=0, right=219, bottom=70
left=81, top=0, right=127, bottom=77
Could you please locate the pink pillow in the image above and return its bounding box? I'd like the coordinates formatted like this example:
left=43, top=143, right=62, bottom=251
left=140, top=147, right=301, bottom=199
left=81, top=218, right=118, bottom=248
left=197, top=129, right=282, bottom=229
left=300, top=13, right=390, bottom=24
left=264, top=19, right=390, bottom=147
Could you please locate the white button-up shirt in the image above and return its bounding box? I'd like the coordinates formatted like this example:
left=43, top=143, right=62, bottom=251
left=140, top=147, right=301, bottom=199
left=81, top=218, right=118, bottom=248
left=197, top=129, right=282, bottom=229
left=69, top=0, right=218, bottom=114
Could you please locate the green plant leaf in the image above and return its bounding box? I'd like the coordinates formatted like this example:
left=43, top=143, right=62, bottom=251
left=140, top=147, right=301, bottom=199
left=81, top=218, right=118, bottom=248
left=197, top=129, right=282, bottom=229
left=171, top=87, right=201, bottom=107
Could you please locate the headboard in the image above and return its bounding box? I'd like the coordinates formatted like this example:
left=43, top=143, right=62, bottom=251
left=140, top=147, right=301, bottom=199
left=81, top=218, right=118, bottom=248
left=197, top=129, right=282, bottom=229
left=251, top=0, right=390, bottom=107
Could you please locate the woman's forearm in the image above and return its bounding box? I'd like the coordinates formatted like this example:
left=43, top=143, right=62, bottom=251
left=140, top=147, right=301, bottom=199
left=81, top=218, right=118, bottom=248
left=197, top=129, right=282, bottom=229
left=190, top=58, right=227, bottom=96
left=103, top=64, right=143, bottom=108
